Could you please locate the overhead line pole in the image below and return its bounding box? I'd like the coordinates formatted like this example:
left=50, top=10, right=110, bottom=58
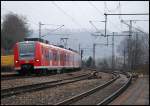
left=121, top=20, right=149, bottom=35
left=105, top=14, right=108, bottom=46
left=93, top=43, right=96, bottom=68
left=121, top=19, right=149, bottom=71
left=103, top=13, right=149, bottom=71
left=39, top=22, right=42, bottom=39
left=112, top=32, right=115, bottom=72
left=104, top=13, right=149, bottom=45
left=94, top=33, right=131, bottom=71
left=128, top=20, right=132, bottom=71
left=93, top=43, right=112, bottom=68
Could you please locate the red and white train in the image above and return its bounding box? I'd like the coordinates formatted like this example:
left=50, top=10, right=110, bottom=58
left=14, top=38, right=81, bottom=74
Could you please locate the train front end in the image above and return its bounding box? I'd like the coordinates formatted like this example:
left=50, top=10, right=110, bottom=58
left=14, top=41, right=37, bottom=75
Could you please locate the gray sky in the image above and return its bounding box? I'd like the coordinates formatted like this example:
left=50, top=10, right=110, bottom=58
left=1, top=1, right=149, bottom=32
left=1, top=1, right=149, bottom=59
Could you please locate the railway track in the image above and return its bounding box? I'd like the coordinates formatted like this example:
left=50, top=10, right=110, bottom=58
left=98, top=73, right=132, bottom=105
left=1, top=72, right=96, bottom=99
left=55, top=72, right=132, bottom=105
left=1, top=69, right=83, bottom=81
left=1, top=73, right=60, bottom=81
left=1, top=74, right=37, bottom=81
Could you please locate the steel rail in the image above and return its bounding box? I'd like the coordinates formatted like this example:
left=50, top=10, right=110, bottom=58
left=1, top=73, right=17, bottom=77
left=1, top=69, right=83, bottom=80
left=1, top=69, right=89, bottom=81
left=55, top=73, right=119, bottom=105
left=1, top=73, right=93, bottom=99
left=97, top=72, right=132, bottom=105
left=1, top=75, right=38, bottom=81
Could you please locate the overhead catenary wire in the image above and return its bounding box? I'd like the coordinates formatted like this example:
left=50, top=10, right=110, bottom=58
left=118, top=1, right=123, bottom=32
left=88, top=1, right=105, bottom=18
left=88, top=1, right=123, bottom=33
left=51, top=1, right=91, bottom=33
left=105, top=1, right=121, bottom=13
left=41, top=25, right=65, bottom=37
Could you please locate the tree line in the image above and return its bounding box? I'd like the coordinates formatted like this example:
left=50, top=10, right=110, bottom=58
left=83, top=32, right=149, bottom=73
left=1, top=13, right=31, bottom=54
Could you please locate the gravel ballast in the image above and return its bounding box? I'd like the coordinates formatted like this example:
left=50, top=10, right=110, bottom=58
left=1, top=71, right=113, bottom=105
left=1, top=70, right=92, bottom=90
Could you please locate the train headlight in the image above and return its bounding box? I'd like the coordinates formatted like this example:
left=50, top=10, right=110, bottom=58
left=15, top=60, right=19, bottom=63
left=36, top=59, right=39, bottom=62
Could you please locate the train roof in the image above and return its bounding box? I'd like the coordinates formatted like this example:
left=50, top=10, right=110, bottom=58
left=19, top=38, right=80, bottom=55
left=39, top=42, right=79, bottom=55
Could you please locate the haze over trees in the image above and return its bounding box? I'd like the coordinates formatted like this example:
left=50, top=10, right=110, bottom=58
left=1, top=13, right=31, bottom=52
left=83, top=56, right=93, bottom=68
left=117, top=31, right=149, bottom=73
left=94, top=31, right=149, bottom=74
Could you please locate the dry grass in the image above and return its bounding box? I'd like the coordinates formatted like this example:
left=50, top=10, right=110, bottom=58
left=133, top=64, right=149, bottom=75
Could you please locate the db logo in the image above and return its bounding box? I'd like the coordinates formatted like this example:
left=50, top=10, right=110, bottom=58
left=25, top=60, right=29, bottom=63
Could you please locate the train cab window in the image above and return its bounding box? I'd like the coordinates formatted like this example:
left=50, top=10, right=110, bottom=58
left=19, top=42, right=35, bottom=59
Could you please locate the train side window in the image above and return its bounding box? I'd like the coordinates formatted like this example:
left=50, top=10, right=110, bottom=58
left=46, top=50, right=49, bottom=60
left=65, top=54, right=67, bottom=61
left=53, top=52, right=54, bottom=61
left=60, top=52, right=62, bottom=61
left=66, top=54, right=68, bottom=61
left=57, top=51, right=58, bottom=61
left=57, top=51, right=60, bottom=61
left=64, top=54, right=66, bottom=61
left=67, top=54, right=69, bottom=61
left=49, top=51, right=51, bottom=60
left=42, top=46, right=44, bottom=54
left=53, top=52, right=57, bottom=61
left=55, top=52, right=57, bottom=61
left=45, top=49, right=47, bottom=60
left=61, top=53, right=64, bottom=61
left=47, top=50, right=49, bottom=60
left=68, top=54, right=69, bottom=62
left=70, top=55, right=72, bottom=62
left=42, top=47, right=45, bottom=59
left=44, top=48, right=46, bottom=60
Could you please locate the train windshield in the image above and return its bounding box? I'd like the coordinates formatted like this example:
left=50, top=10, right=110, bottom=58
left=19, top=42, right=35, bottom=59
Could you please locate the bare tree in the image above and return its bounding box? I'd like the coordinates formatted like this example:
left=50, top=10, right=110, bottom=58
left=97, top=58, right=110, bottom=71
left=85, top=56, right=93, bottom=68
left=117, top=31, right=149, bottom=71
left=117, top=37, right=128, bottom=69
left=1, top=13, right=31, bottom=50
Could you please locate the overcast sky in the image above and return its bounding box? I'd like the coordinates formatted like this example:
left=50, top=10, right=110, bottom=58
left=1, top=1, right=149, bottom=32
left=1, top=1, right=149, bottom=59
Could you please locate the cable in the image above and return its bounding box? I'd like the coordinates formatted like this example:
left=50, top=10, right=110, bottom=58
left=118, top=1, right=123, bottom=32
left=88, top=1, right=123, bottom=33
left=105, top=1, right=120, bottom=13
left=88, top=1, right=104, bottom=17
left=51, top=1, right=91, bottom=33
left=108, top=18, right=122, bottom=32
left=52, top=2, right=80, bottom=27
